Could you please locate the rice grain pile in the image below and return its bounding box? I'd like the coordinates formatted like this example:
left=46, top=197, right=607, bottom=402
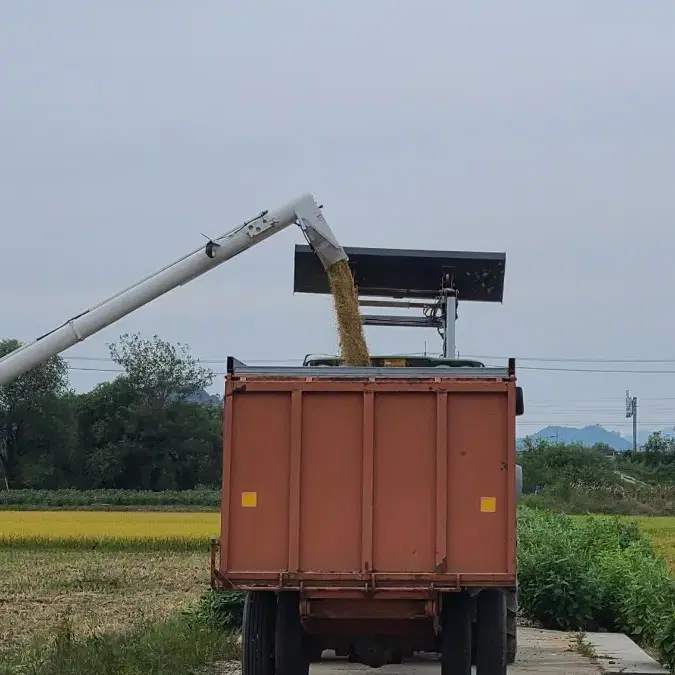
left=326, top=259, right=370, bottom=366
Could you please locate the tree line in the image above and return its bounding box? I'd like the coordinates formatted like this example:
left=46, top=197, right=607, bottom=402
left=0, top=333, right=223, bottom=490
left=518, top=436, right=675, bottom=515
left=3, top=330, right=675, bottom=494
left=519, top=434, right=675, bottom=494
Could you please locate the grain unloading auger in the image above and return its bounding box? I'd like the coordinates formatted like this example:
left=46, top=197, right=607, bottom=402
left=0, top=194, right=345, bottom=386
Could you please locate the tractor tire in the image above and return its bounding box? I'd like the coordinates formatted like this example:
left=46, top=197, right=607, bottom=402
left=470, top=621, right=477, bottom=665
left=506, top=587, right=518, bottom=664
left=307, top=644, right=323, bottom=662
left=242, top=591, right=276, bottom=675
left=476, top=589, right=507, bottom=675
left=440, top=592, right=472, bottom=675
left=275, top=591, right=310, bottom=675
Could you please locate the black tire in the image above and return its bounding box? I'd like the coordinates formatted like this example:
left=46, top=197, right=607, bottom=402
left=476, top=589, right=507, bottom=675
left=506, top=587, right=518, bottom=664
left=515, top=386, right=525, bottom=416
left=441, top=592, right=472, bottom=675
left=275, top=592, right=309, bottom=675
left=307, top=644, right=323, bottom=662
left=470, top=621, right=477, bottom=665
left=242, top=591, right=276, bottom=675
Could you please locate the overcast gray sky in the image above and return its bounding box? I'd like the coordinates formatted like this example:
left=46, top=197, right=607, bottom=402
left=2, top=1, right=675, bottom=438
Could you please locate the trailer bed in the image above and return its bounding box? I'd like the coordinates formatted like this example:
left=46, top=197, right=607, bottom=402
left=214, top=362, right=517, bottom=595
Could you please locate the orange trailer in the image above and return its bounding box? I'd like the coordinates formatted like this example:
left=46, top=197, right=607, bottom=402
left=211, top=247, right=524, bottom=675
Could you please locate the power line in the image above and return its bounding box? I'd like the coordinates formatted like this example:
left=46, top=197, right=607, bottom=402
left=60, top=353, right=675, bottom=374
left=63, top=353, right=675, bottom=364
left=516, top=365, right=675, bottom=374
left=466, top=354, right=675, bottom=364
left=63, top=361, right=675, bottom=375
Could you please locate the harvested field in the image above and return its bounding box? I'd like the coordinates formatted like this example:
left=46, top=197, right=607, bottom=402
left=326, top=259, right=370, bottom=366
left=0, top=548, right=209, bottom=655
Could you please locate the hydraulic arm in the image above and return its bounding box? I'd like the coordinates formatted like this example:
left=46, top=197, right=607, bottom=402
left=0, top=193, right=345, bottom=386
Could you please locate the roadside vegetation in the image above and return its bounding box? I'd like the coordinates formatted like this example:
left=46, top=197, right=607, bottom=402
left=517, top=506, right=675, bottom=671
left=519, top=435, right=675, bottom=515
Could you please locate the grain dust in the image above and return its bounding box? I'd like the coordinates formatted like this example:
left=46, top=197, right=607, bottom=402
left=326, top=260, right=370, bottom=367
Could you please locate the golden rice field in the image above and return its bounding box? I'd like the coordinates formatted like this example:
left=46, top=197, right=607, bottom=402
left=0, top=510, right=220, bottom=547
left=630, top=515, right=675, bottom=572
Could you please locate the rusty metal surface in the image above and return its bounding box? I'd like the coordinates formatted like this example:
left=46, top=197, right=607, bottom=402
left=220, top=376, right=517, bottom=593
left=300, top=599, right=436, bottom=620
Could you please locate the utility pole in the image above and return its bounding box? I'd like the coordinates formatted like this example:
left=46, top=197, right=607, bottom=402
left=626, top=390, right=638, bottom=452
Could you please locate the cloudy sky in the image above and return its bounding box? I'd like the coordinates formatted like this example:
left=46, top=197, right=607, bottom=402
left=2, top=1, right=674, bottom=438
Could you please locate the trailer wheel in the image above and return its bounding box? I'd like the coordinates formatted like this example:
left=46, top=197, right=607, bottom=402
left=476, top=589, right=507, bottom=675
left=242, top=591, right=276, bottom=675
left=307, top=644, right=323, bottom=662
left=275, top=592, right=309, bottom=675
left=470, top=621, right=477, bottom=665
left=506, top=587, right=518, bottom=664
left=440, top=592, right=471, bottom=675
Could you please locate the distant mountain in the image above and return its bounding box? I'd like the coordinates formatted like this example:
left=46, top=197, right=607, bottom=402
left=518, top=424, right=632, bottom=451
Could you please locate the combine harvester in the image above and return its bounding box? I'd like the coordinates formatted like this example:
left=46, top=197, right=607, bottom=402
left=0, top=193, right=524, bottom=675
left=212, top=246, right=524, bottom=675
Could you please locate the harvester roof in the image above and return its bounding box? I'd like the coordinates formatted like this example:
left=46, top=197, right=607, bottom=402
left=293, top=245, right=505, bottom=301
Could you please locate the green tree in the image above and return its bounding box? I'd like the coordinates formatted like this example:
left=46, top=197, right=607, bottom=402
left=108, top=333, right=213, bottom=405
left=642, top=430, right=675, bottom=457
left=0, top=339, right=70, bottom=488
left=74, top=333, right=222, bottom=489
left=518, top=437, right=615, bottom=493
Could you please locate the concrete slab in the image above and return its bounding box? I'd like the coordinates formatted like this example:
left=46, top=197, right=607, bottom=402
left=214, top=627, right=603, bottom=674
left=584, top=632, right=668, bottom=675
left=307, top=628, right=601, bottom=674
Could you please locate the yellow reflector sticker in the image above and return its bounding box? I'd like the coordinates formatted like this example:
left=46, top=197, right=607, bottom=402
left=241, top=492, right=257, bottom=508
left=481, top=497, right=496, bottom=513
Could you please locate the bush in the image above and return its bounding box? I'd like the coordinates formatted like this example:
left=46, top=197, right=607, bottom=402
left=517, top=507, right=607, bottom=630
left=518, top=440, right=617, bottom=493
left=518, top=506, right=675, bottom=671
left=194, top=590, right=245, bottom=631
left=0, top=488, right=221, bottom=509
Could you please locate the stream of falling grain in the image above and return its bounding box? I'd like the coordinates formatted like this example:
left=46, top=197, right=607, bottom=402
left=326, top=260, right=370, bottom=367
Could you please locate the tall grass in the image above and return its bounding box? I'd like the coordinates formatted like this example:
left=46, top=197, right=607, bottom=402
left=0, top=613, right=239, bottom=675
left=522, top=481, right=675, bottom=516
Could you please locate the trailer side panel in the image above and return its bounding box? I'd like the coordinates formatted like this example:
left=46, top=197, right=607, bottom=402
left=219, top=377, right=516, bottom=590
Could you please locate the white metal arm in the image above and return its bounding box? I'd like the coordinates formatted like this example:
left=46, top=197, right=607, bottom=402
left=0, top=193, right=345, bottom=386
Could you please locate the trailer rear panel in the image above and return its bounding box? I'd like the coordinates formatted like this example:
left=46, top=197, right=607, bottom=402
left=217, top=367, right=517, bottom=593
